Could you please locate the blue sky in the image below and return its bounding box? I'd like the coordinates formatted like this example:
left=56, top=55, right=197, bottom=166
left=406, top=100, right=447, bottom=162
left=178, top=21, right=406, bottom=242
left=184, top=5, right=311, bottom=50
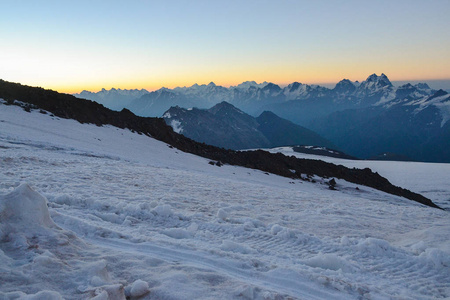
left=1, top=0, right=449, bottom=92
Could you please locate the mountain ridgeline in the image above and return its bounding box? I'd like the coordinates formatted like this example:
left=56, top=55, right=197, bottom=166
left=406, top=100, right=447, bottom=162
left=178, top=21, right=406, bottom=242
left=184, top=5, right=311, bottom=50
left=163, top=101, right=334, bottom=150
left=0, top=79, right=441, bottom=209
left=74, top=74, right=450, bottom=163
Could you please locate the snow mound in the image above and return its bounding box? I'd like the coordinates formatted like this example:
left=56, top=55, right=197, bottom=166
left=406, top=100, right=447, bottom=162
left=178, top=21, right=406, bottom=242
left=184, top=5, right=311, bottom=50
left=303, top=253, right=356, bottom=272
left=419, top=248, right=450, bottom=268
left=0, top=184, right=60, bottom=243
left=0, top=183, right=57, bottom=231
left=0, top=290, right=64, bottom=300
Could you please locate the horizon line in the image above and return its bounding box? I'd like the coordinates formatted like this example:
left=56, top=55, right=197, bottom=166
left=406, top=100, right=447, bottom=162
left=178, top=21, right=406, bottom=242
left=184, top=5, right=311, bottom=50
left=69, top=78, right=450, bottom=95
left=3, top=76, right=450, bottom=95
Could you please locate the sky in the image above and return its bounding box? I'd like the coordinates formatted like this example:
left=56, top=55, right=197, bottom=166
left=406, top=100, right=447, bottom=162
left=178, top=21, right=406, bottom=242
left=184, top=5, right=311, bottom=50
left=1, top=0, right=449, bottom=93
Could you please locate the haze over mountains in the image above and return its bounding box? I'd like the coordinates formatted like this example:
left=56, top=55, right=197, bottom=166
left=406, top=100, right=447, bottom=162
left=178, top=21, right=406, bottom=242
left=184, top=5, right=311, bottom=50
left=75, top=74, right=450, bottom=163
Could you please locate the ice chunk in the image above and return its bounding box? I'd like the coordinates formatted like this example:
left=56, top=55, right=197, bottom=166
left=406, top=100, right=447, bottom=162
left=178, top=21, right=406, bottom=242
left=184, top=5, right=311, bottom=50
left=87, top=260, right=111, bottom=286
left=93, top=284, right=126, bottom=300
left=130, top=279, right=150, bottom=297
left=153, top=204, right=173, bottom=217
left=220, top=240, right=256, bottom=254
left=239, top=285, right=255, bottom=299
left=91, top=290, right=109, bottom=300
left=217, top=208, right=228, bottom=221
left=270, top=224, right=283, bottom=235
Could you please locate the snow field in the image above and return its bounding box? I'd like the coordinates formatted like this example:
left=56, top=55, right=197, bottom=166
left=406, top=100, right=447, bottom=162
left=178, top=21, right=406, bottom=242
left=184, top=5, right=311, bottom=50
left=267, top=147, right=450, bottom=211
left=1, top=103, right=449, bottom=299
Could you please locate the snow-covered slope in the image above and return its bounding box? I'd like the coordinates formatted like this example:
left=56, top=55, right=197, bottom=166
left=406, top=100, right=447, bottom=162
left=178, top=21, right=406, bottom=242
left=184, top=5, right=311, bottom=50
left=265, top=147, right=450, bottom=211
left=1, top=103, right=449, bottom=299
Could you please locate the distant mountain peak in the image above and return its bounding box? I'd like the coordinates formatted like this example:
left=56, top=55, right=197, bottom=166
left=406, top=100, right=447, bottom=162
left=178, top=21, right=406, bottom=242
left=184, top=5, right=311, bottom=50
left=287, top=82, right=302, bottom=92
left=333, top=79, right=356, bottom=94
left=366, top=73, right=377, bottom=81
left=365, top=73, right=392, bottom=86
left=214, top=100, right=234, bottom=108
left=415, top=83, right=431, bottom=90
left=258, top=110, right=278, bottom=118
left=233, top=81, right=268, bottom=90
left=262, top=82, right=282, bottom=93
left=430, top=89, right=448, bottom=99
left=400, top=83, right=414, bottom=89
left=208, top=101, right=243, bottom=115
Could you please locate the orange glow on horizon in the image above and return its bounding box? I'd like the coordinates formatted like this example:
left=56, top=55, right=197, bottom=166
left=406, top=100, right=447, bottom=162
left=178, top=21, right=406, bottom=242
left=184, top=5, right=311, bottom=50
left=45, top=73, right=450, bottom=95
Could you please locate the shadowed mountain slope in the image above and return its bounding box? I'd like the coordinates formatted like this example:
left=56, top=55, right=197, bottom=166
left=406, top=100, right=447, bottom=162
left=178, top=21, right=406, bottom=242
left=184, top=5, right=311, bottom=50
left=163, top=102, right=333, bottom=150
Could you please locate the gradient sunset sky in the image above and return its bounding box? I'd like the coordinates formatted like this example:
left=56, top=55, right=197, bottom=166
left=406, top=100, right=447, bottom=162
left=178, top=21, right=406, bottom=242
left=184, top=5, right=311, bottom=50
left=1, top=0, right=449, bottom=93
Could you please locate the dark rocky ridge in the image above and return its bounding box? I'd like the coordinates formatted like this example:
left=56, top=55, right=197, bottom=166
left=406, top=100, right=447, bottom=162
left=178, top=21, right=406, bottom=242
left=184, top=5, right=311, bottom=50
left=0, top=79, right=441, bottom=209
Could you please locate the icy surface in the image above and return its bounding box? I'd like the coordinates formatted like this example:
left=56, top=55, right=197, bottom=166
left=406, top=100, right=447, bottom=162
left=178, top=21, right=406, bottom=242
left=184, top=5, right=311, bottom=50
left=1, top=103, right=449, bottom=299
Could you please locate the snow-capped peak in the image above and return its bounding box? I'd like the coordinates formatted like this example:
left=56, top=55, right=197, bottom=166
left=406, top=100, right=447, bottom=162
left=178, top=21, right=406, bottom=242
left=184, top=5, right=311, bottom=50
left=233, top=81, right=269, bottom=90
left=365, top=73, right=392, bottom=87
left=354, top=73, right=394, bottom=101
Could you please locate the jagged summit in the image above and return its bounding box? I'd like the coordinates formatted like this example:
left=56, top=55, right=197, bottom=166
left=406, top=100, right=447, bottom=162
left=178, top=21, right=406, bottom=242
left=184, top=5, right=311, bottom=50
left=415, top=83, right=431, bottom=90
left=352, top=73, right=394, bottom=101
left=262, top=82, right=282, bottom=93
left=364, top=73, right=392, bottom=86
left=287, top=82, right=302, bottom=92
left=430, top=89, right=448, bottom=99
left=233, top=81, right=269, bottom=90
left=333, top=79, right=356, bottom=94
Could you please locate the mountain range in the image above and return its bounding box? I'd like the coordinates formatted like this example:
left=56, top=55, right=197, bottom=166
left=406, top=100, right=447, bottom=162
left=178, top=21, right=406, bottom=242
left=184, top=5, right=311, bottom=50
left=75, top=88, right=148, bottom=111
left=74, top=74, right=440, bottom=120
left=163, top=101, right=333, bottom=150
left=74, top=74, right=450, bottom=162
